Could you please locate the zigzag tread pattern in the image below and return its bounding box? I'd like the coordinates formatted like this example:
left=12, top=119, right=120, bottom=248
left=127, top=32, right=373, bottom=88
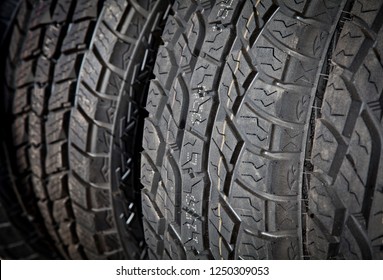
left=141, top=0, right=346, bottom=260
left=308, top=0, right=383, bottom=260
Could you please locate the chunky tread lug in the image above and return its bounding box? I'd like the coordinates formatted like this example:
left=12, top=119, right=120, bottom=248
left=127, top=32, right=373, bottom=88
left=0, top=141, right=54, bottom=259
left=307, top=0, right=383, bottom=260
left=68, top=0, right=171, bottom=260
left=1, top=0, right=62, bottom=259
left=4, top=0, right=170, bottom=259
left=141, top=0, right=352, bottom=259
left=0, top=0, right=40, bottom=260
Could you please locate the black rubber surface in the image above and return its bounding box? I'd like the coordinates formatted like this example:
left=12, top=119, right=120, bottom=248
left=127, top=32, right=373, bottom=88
left=0, top=142, right=54, bottom=259
left=0, top=0, right=20, bottom=45
left=140, top=0, right=382, bottom=260
left=0, top=0, right=60, bottom=260
left=4, top=0, right=170, bottom=259
left=307, top=0, right=383, bottom=260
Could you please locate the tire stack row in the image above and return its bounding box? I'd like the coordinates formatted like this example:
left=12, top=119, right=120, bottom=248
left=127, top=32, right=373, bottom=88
left=0, top=0, right=382, bottom=260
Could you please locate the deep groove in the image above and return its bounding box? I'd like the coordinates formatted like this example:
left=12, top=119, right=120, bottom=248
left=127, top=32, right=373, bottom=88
left=308, top=0, right=383, bottom=260
left=360, top=110, right=381, bottom=227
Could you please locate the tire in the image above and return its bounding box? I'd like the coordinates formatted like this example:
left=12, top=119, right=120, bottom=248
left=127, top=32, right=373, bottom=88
left=0, top=0, right=60, bottom=260
left=0, top=142, right=57, bottom=259
left=141, top=0, right=382, bottom=259
left=307, top=0, right=383, bottom=260
left=4, top=0, right=170, bottom=259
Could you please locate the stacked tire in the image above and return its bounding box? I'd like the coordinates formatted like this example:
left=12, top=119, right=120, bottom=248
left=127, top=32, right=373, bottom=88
left=0, top=0, right=381, bottom=260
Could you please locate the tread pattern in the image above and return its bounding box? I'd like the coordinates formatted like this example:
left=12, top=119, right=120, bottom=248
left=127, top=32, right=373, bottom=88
left=0, top=142, right=52, bottom=259
left=308, top=0, right=383, bottom=260
left=68, top=0, right=169, bottom=259
left=5, top=0, right=104, bottom=259
left=2, top=0, right=62, bottom=259
left=5, top=0, right=170, bottom=259
left=141, top=0, right=346, bottom=259
left=0, top=0, right=54, bottom=260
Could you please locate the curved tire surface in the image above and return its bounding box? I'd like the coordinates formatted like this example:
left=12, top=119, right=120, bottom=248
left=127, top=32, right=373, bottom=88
left=141, top=0, right=382, bottom=260
left=4, top=0, right=170, bottom=259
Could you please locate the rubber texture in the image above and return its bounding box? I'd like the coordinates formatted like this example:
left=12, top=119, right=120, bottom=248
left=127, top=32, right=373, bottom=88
left=140, top=0, right=383, bottom=260
left=0, top=0, right=60, bottom=260
left=306, top=0, right=383, bottom=260
left=0, top=0, right=21, bottom=45
left=4, top=0, right=170, bottom=259
left=0, top=141, right=53, bottom=259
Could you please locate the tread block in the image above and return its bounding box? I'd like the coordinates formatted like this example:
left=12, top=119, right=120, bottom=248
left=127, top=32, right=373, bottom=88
left=311, top=119, right=340, bottom=174
left=187, top=87, right=215, bottom=136
left=29, top=1, right=52, bottom=29
left=237, top=149, right=268, bottom=192
left=35, top=57, right=51, bottom=84
left=231, top=182, right=264, bottom=230
left=140, top=153, right=160, bottom=192
left=81, top=53, right=102, bottom=89
left=142, top=118, right=165, bottom=166
left=28, top=112, right=42, bottom=146
left=305, top=0, right=341, bottom=23
left=208, top=0, right=244, bottom=25
left=16, top=60, right=34, bottom=87
left=201, top=25, right=231, bottom=61
left=153, top=46, right=177, bottom=90
left=354, top=50, right=383, bottom=108
left=49, top=81, right=75, bottom=110
left=21, top=28, right=42, bottom=59
left=94, top=23, right=118, bottom=58
left=190, top=57, right=219, bottom=91
left=103, top=0, right=127, bottom=27
left=181, top=175, right=206, bottom=253
left=334, top=160, right=365, bottom=213
left=142, top=192, right=166, bottom=236
left=31, top=86, right=47, bottom=116
left=42, top=25, right=61, bottom=58
left=283, top=0, right=308, bottom=13
left=76, top=84, right=99, bottom=119
left=58, top=222, right=76, bottom=246
left=72, top=204, right=113, bottom=232
left=180, top=130, right=205, bottom=174
left=29, top=146, right=44, bottom=178
left=45, top=141, right=67, bottom=175
left=252, top=35, right=288, bottom=80
left=52, top=198, right=71, bottom=223
left=54, top=53, right=80, bottom=82
left=168, top=77, right=188, bottom=127
left=68, top=174, right=89, bottom=209
left=333, top=21, right=365, bottom=68
left=62, top=21, right=92, bottom=53
left=47, top=173, right=68, bottom=201
left=70, top=109, right=89, bottom=151
left=237, top=103, right=272, bottom=149
left=70, top=148, right=110, bottom=184
left=52, top=0, right=73, bottom=23
left=12, top=115, right=28, bottom=146
left=146, top=80, right=167, bottom=119
left=32, top=175, right=48, bottom=200
left=350, top=0, right=383, bottom=27
left=73, top=0, right=99, bottom=21
left=46, top=110, right=69, bottom=144
left=320, top=74, right=352, bottom=133
left=238, top=231, right=268, bottom=260
left=160, top=155, right=181, bottom=209
left=12, top=87, right=30, bottom=115
left=89, top=188, right=111, bottom=209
